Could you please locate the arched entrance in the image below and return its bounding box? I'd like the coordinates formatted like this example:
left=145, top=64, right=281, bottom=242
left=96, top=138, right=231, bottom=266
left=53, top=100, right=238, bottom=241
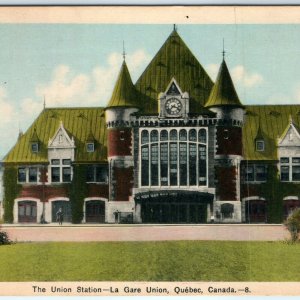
left=85, top=200, right=105, bottom=223
left=51, top=200, right=72, bottom=222
left=283, top=197, right=300, bottom=219
left=135, top=191, right=213, bottom=224
left=18, top=200, right=37, bottom=223
left=244, top=198, right=266, bottom=223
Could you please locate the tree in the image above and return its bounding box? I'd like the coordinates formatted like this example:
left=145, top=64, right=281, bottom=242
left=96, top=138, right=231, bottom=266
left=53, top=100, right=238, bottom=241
left=285, top=208, right=300, bottom=242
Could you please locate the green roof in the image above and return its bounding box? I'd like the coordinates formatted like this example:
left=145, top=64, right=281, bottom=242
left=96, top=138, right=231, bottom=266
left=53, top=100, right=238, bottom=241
left=243, top=105, right=300, bottom=160
left=4, top=108, right=107, bottom=164
left=107, top=61, right=139, bottom=108
left=135, top=30, right=214, bottom=114
left=205, top=59, right=243, bottom=108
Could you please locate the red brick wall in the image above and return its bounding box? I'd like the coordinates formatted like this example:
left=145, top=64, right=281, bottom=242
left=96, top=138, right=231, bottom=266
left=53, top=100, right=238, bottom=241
left=216, top=166, right=237, bottom=200
left=19, top=185, right=69, bottom=202
left=108, top=128, right=132, bottom=157
left=87, top=184, right=109, bottom=199
left=113, top=167, right=133, bottom=201
left=216, top=126, right=242, bottom=156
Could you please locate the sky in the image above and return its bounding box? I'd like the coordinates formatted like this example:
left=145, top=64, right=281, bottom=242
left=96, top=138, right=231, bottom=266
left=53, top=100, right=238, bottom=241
left=1, top=24, right=300, bottom=158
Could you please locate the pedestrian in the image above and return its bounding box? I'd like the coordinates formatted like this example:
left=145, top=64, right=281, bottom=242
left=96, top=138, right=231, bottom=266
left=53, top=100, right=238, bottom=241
left=56, top=207, right=64, bottom=225
left=114, top=210, right=119, bottom=224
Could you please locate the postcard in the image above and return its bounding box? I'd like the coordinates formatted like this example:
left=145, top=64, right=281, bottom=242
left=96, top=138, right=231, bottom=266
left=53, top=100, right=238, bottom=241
left=0, top=5, right=299, bottom=297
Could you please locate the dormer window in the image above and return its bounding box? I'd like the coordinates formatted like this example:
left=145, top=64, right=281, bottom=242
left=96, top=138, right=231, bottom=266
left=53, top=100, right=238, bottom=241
left=86, top=143, right=95, bottom=153
left=31, top=142, right=39, bottom=153
left=256, top=139, right=265, bottom=151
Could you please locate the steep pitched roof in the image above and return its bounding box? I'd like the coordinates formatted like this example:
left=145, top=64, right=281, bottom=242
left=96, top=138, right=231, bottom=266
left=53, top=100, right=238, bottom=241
left=205, top=59, right=243, bottom=108
left=135, top=30, right=214, bottom=114
left=243, top=105, right=300, bottom=160
left=4, top=108, right=107, bottom=164
left=107, top=61, right=139, bottom=108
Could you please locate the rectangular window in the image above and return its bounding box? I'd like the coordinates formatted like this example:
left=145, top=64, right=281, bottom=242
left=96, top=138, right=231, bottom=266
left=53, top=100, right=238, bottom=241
left=160, top=143, right=168, bottom=186
left=256, top=140, right=265, bottom=151
left=179, top=143, right=187, bottom=186
left=292, top=166, right=300, bottom=181
left=281, top=166, right=289, bottom=181
left=51, top=167, right=60, bottom=182
left=62, top=159, right=71, bottom=165
left=29, top=167, right=38, bottom=183
left=86, top=143, right=95, bottom=152
left=256, top=165, right=267, bottom=182
left=198, top=145, right=207, bottom=185
left=31, top=143, right=39, bottom=153
left=86, top=165, right=94, bottom=182
left=51, top=159, right=60, bottom=165
left=170, top=142, right=178, bottom=186
left=96, top=166, right=108, bottom=183
left=141, top=146, right=149, bottom=186
left=245, top=166, right=254, bottom=181
left=151, top=144, right=159, bottom=186
left=280, top=157, right=289, bottom=163
left=18, top=168, right=26, bottom=183
left=189, top=143, right=197, bottom=185
left=62, top=167, right=71, bottom=182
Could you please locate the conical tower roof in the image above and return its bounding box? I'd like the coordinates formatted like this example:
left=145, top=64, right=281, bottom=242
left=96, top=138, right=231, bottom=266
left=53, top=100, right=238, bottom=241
left=205, top=59, right=243, bottom=108
left=107, top=61, right=139, bottom=108
left=135, top=29, right=214, bottom=114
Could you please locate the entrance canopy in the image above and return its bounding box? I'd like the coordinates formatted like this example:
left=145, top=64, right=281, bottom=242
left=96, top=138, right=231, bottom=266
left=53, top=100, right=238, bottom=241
left=135, top=190, right=214, bottom=224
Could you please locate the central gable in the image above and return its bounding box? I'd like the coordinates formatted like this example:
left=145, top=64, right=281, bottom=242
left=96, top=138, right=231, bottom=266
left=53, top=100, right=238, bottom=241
left=135, top=30, right=214, bottom=114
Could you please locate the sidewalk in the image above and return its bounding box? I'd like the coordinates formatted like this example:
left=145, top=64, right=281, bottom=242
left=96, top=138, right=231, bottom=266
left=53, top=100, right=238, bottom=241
left=1, top=224, right=289, bottom=242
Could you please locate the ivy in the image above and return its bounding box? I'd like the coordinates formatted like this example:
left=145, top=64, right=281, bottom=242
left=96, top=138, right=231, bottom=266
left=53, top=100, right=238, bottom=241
left=69, top=165, right=88, bottom=224
left=259, top=165, right=300, bottom=223
left=3, top=167, right=21, bottom=223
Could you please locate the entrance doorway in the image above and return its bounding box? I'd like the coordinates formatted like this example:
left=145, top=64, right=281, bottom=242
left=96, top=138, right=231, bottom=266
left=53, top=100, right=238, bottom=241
left=245, top=200, right=266, bottom=223
left=18, top=201, right=37, bottom=223
left=137, top=191, right=212, bottom=224
left=85, top=200, right=105, bottom=223
left=52, top=200, right=72, bottom=223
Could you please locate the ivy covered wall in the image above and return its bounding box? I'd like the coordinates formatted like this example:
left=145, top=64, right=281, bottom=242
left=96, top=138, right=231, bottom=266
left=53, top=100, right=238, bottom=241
left=3, top=166, right=21, bottom=223
left=69, top=165, right=88, bottom=223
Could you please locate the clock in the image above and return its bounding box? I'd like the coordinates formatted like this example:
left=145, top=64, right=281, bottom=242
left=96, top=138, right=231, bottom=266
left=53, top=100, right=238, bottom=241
left=165, top=98, right=182, bottom=115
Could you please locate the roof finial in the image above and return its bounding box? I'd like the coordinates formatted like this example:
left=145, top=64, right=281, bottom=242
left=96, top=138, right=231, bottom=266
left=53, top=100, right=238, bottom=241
left=173, top=24, right=177, bottom=32
left=222, top=38, right=226, bottom=60
left=43, top=95, right=46, bottom=110
left=122, top=40, right=126, bottom=61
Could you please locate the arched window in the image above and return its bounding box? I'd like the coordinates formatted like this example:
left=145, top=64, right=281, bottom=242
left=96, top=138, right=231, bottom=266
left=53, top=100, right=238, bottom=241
left=141, top=130, right=149, bottom=144
left=160, top=130, right=168, bottom=141
left=150, top=130, right=158, bottom=142
left=189, top=129, right=197, bottom=141
left=179, top=129, right=187, bottom=141
left=170, top=129, right=177, bottom=141
left=199, top=129, right=206, bottom=143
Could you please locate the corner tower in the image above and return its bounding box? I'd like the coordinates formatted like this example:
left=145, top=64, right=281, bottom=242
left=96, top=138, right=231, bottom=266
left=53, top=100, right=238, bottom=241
left=205, top=58, right=245, bottom=222
left=105, top=60, right=139, bottom=219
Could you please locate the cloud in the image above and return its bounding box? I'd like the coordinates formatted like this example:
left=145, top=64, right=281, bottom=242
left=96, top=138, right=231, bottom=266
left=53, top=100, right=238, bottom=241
left=206, top=64, right=219, bottom=81
left=231, top=65, right=264, bottom=88
left=36, top=49, right=151, bottom=108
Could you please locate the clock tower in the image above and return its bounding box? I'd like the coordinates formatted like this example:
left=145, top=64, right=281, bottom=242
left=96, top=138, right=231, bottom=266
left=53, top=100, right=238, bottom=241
left=159, top=78, right=189, bottom=118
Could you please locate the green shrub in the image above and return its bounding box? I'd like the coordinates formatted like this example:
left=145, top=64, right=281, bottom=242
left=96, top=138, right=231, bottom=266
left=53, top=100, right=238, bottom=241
left=285, top=208, right=300, bottom=242
left=0, top=231, right=12, bottom=245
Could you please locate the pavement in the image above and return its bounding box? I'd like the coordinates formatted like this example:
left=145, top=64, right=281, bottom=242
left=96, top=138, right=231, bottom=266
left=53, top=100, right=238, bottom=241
left=0, top=223, right=289, bottom=242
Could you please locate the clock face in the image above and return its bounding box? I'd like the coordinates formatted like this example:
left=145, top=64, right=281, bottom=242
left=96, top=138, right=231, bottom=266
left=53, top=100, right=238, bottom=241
left=165, top=98, right=182, bottom=115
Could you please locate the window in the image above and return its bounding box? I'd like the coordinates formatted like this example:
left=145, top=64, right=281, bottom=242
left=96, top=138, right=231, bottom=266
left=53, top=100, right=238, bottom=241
left=221, top=203, right=234, bottom=218
left=280, top=157, right=300, bottom=182
left=86, top=143, right=95, bottom=152
left=256, top=139, right=265, bottom=151
left=244, top=165, right=267, bottom=182
left=18, top=167, right=39, bottom=183
left=86, top=165, right=108, bottom=183
left=51, top=159, right=72, bottom=183
left=31, top=143, right=39, bottom=153
left=140, top=128, right=208, bottom=187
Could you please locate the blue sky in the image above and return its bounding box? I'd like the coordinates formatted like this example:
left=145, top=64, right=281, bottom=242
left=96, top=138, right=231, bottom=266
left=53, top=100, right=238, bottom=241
left=1, top=24, right=300, bottom=158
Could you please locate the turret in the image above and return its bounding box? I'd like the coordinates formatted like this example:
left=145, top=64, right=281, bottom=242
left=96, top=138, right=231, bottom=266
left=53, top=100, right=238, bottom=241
left=105, top=60, right=139, bottom=210
left=205, top=58, right=245, bottom=222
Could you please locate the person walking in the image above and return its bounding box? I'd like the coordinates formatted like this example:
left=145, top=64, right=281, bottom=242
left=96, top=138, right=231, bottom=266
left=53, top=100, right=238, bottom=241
left=56, top=207, right=64, bottom=225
